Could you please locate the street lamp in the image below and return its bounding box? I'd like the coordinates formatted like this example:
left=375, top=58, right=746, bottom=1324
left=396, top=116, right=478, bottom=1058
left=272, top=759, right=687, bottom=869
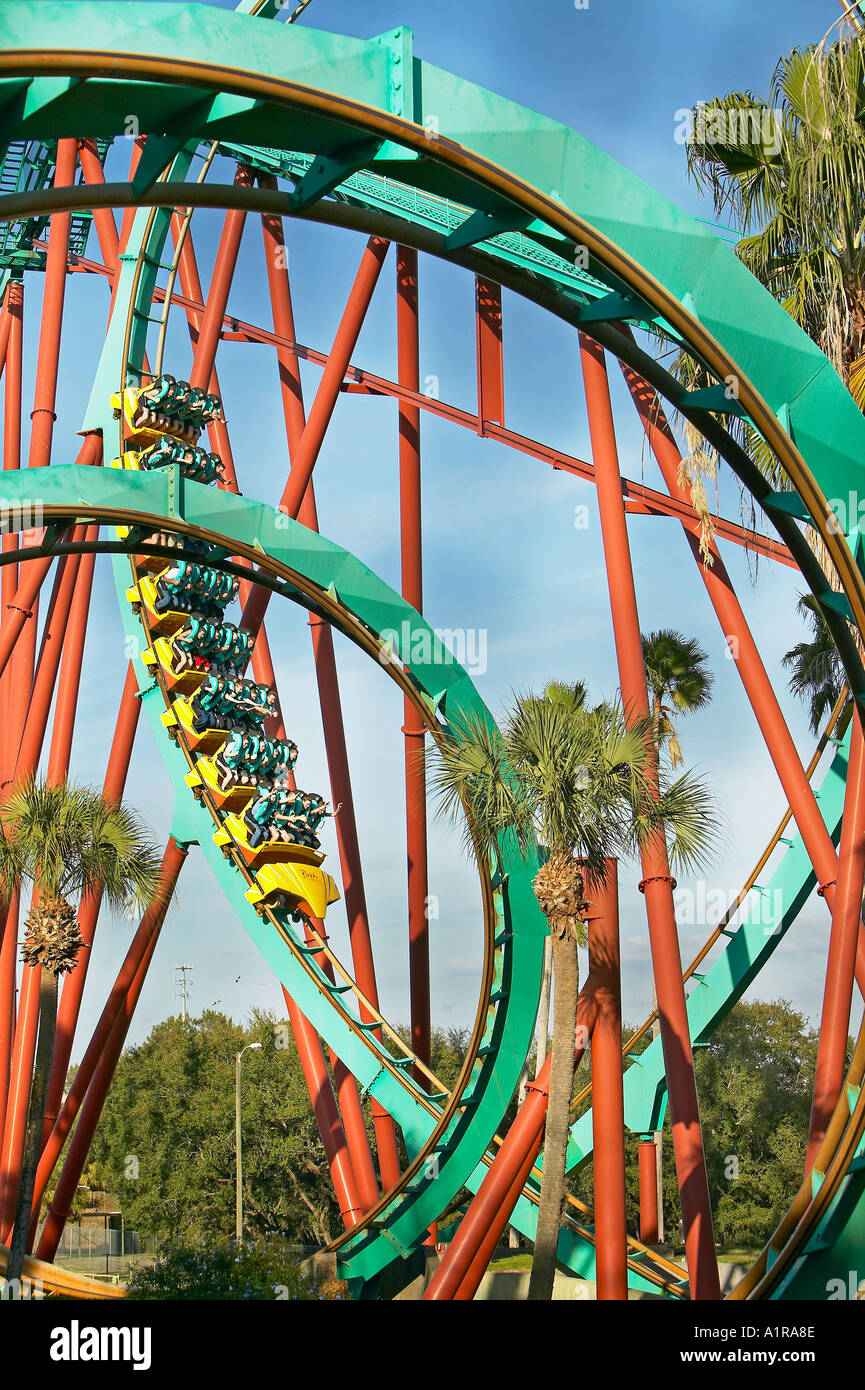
left=235, top=1042, right=262, bottom=1241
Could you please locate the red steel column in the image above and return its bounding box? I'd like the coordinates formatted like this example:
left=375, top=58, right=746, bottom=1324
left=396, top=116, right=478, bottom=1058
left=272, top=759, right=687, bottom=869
left=638, top=1137, right=660, bottom=1245
left=258, top=191, right=401, bottom=1188
left=277, top=236, right=390, bottom=521
left=623, top=365, right=842, bottom=907
left=1, top=280, right=23, bottom=773
left=169, top=201, right=392, bottom=1193
left=281, top=987, right=363, bottom=1230
left=1, top=516, right=98, bottom=1244
left=0, top=894, right=19, bottom=1140
left=80, top=136, right=142, bottom=330
left=0, top=280, right=24, bottom=1125
left=41, top=663, right=142, bottom=1146
left=305, top=614, right=403, bottom=1189
left=0, top=534, right=94, bottom=1237
left=0, top=966, right=39, bottom=1234
left=168, top=210, right=239, bottom=489
left=425, top=983, right=601, bottom=1301
left=0, top=435, right=100, bottom=690
left=35, top=840, right=188, bottom=1260
left=807, top=709, right=865, bottom=1166
left=11, top=550, right=83, bottom=783
left=188, top=164, right=254, bottom=393
left=397, top=246, right=431, bottom=1080
left=0, top=288, right=12, bottom=374
left=0, top=144, right=79, bottom=1235
left=475, top=276, right=505, bottom=432
left=28, top=137, right=76, bottom=471
left=44, top=530, right=98, bottom=783
left=587, top=860, right=628, bottom=1299
left=297, top=919, right=379, bottom=1213
left=75, top=141, right=120, bottom=278
left=28, top=829, right=178, bottom=1223
left=622, top=362, right=865, bottom=999
left=580, top=331, right=720, bottom=1300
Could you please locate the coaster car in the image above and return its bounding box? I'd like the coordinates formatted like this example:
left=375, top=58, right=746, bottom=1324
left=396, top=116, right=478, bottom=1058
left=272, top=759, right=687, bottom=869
left=184, top=758, right=257, bottom=813
left=244, top=859, right=341, bottom=923
left=126, top=575, right=188, bottom=638
left=161, top=696, right=231, bottom=754
left=212, top=811, right=316, bottom=869
left=142, top=637, right=210, bottom=695
left=111, top=387, right=201, bottom=448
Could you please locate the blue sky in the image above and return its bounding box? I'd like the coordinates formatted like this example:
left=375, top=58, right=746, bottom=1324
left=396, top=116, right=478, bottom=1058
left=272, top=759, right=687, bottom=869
left=13, top=0, right=858, bottom=1064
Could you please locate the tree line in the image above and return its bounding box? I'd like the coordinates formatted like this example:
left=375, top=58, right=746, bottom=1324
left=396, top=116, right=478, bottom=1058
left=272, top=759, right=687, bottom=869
left=81, top=997, right=832, bottom=1259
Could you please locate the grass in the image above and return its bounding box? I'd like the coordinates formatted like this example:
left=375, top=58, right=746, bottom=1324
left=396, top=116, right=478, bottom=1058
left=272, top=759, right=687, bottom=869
left=488, top=1253, right=534, bottom=1271
left=487, top=1246, right=759, bottom=1275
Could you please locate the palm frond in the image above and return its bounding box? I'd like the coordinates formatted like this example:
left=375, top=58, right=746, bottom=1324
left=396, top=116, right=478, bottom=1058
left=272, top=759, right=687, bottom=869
left=781, top=594, right=846, bottom=733
left=629, top=769, right=721, bottom=875
left=425, top=711, right=535, bottom=864
left=0, top=776, right=163, bottom=915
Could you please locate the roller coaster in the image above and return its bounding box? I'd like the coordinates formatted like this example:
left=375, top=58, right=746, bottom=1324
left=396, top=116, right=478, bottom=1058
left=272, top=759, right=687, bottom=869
left=0, top=0, right=863, bottom=1302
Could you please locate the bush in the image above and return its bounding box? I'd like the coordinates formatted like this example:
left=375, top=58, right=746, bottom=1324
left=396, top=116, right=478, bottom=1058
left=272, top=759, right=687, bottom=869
left=125, top=1237, right=346, bottom=1301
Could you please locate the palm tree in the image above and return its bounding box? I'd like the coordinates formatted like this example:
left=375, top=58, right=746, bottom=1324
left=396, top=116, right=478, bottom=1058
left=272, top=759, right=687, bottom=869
left=782, top=594, right=847, bottom=733
left=685, top=35, right=865, bottom=437
left=641, top=630, right=714, bottom=769
left=666, top=32, right=865, bottom=595
left=0, top=777, right=163, bottom=1286
left=427, top=687, right=715, bottom=1300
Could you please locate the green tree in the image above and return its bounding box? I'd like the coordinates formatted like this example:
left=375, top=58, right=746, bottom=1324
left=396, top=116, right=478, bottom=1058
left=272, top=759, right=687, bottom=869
left=782, top=594, right=847, bottom=733
left=694, top=998, right=823, bottom=1248
left=0, top=777, right=162, bottom=1286
left=125, top=1236, right=336, bottom=1301
left=570, top=999, right=826, bottom=1254
left=90, top=1010, right=343, bottom=1246
left=641, top=630, right=714, bottom=768
left=426, top=687, right=715, bottom=1299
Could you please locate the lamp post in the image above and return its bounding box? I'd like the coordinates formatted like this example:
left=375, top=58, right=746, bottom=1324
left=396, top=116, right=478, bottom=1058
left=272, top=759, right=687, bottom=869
left=235, top=1042, right=262, bottom=1242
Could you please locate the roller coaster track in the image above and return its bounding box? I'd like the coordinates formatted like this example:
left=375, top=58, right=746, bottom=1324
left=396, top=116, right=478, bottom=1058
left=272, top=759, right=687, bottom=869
left=0, top=1239, right=125, bottom=1299
left=2, top=0, right=865, bottom=1299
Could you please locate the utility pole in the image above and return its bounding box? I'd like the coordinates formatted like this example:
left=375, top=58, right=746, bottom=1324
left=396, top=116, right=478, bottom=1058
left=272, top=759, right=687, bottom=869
left=173, top=964, right=193, bottom=1022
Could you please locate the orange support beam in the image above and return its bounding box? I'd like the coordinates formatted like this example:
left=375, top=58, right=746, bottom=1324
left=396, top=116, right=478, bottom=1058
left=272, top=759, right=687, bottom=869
left=475, top=276, right=505, bottom=431
left=35, top=841, right=188, bottom=1261
left=425, top=981, right=601, bottom=1301
left=41, top=663, right=143, bottom=1151
left=807, top=709, right=865, bottom=1166
left=587, top=861, right=628, bottom=1299
left=580, top=331, right=719, bottom=1301
left=257, top=187, right=401, bottom=1190
left=278, top=236, right=390, bottom=521
left=397, top=246, right=432, bottom=1083
left=638, top=1137, right=660, bottom=1246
